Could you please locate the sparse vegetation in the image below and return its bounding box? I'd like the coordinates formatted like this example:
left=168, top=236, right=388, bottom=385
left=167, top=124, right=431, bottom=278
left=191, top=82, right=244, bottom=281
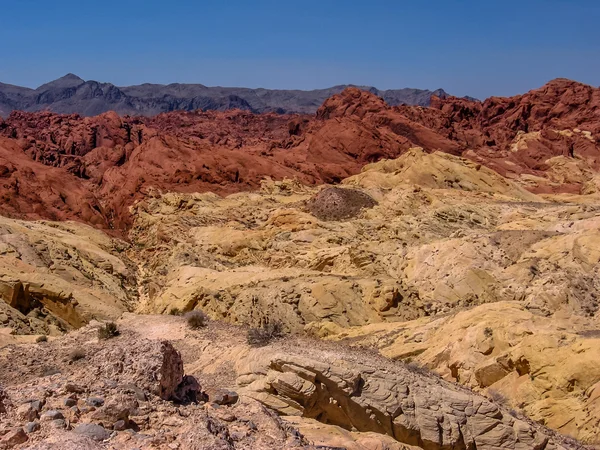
left=529, top=265, right=539, bottom=278
left=41, top=366, right=61, bottom=377
left=247, top=321, right=284, bottom=347
left=69, top=348, right=86, bottom=361
left=169, top=307, right=183, bottom=316
left=488, top=389, right=509, bottom=406
left=406, top=361, right=433, bottom=376
left=484, top=327, right=493, bottom=338
left=36, top=335, right=48, bottom=343
left=185, top=310, right=209, bottom=329
left=98, top=322, right=120, bottom=340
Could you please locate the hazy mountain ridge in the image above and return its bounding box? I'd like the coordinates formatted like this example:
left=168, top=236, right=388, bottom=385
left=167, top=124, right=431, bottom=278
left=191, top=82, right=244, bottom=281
left=0, top=73, right=457, bottom=117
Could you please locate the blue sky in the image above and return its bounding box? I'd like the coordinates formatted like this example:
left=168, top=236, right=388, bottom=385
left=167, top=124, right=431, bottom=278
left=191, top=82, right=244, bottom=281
left=1, top=0, right=598, bottom=99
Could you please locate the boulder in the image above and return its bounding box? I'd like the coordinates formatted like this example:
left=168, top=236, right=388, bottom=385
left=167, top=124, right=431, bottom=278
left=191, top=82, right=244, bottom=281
left=73, top=423, right=110, bottom=442
left=307, top=187, right=377, bottom=221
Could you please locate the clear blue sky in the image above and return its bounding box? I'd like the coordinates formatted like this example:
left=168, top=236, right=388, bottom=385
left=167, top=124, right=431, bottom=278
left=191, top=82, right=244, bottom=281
left=1, top=0, right=598, bottom=99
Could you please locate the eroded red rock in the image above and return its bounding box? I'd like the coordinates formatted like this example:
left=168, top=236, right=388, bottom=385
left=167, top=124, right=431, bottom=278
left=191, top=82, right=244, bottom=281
left=0, top=78, right=598, bottom=230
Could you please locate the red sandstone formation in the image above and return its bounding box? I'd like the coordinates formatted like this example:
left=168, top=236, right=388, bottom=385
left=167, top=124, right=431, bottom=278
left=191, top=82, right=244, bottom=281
left=0, top=78, right=598, bottom=230
left=0, top=136, right=107, bottom=226
left=420, top=78, right=600, bottom=187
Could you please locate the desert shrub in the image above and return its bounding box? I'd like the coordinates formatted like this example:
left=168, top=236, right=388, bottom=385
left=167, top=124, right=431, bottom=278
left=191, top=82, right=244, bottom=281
left=69, top=348, right=86, bottom=361
left=98, top=322, right=120, bottom=340
left=169, top=307, right=183, bottom=316
left=487, top=389, right=508, bottom=406
left=484, top=327, right=493, bottom=338
left=185, top=310, right=209, bottom=329
left=36, top=335, right=48, bottom=343
left=247, top=321, right=284, bottom=347
left=41, top=366, right=61, bottom=377
left=405, top=361, right=432, bottom=376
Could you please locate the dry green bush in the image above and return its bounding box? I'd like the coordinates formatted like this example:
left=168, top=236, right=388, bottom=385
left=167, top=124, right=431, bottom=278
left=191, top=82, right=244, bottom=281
left=405, top=361, right=433, bottom=376
left=169, top=307, right=183, bottom=316
left=247, top=321, right=284, bottom=347
left=69, top=348, right=86, bottom=361
left=185, top=310, right=209, bottom=329
left=98, top=322, right=119, bottom=340
left=488, top=389, right=509, bottom=406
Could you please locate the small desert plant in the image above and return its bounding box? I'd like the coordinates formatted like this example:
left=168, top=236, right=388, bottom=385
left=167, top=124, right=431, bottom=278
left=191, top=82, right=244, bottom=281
left=484, top=327, right=493, bottom=338
left=36, top=335, right=48, bottom=343
left=185, top=310, right=209, bottom=329
left=247, top=321, right=284, bottom=347
left=98, top=322, right=120, bottom=340
left=405, top=361, right=432, bottom=376
left=487, top=389, right=509, bottom=406
left=41, top=366, right=61, bottom=377
left=169, top=307, right=183, bottom=316
left=69, top=348, right=86, bottom=361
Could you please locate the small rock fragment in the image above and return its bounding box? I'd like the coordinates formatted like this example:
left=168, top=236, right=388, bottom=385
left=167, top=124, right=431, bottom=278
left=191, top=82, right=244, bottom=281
left=230, top=431, right=247, bottom=441
left=64, top=383, right=85, bottom=394
left=212, top=389, right=239, bottom=406
left=92, top=395, right=137, bottom=423
left=73, top=423, right=110, bottom=442
left=30, top=400, right=44, bottom=412
left=86, top=397, right=105, bottom=407
left=16, top=404, right=37, bottom=421
left=41, top=409, right=64, bottom=421
left=122, top=384, right=147, bottom=402
left=50, top=419, right=66, bottom=429
left=0, top=429, right=28, bottom=448
left=173, top=375, right=202, bottom=404
left=23, top=421, right=40, bottom=434
left=113, top=419, right=127, bottom=431
left=0, top=386, right=9, bottom=414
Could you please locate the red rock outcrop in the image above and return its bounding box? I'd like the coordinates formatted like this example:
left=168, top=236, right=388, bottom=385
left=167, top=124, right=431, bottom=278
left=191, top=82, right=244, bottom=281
left=0, top=78, right=598, bottom=230
left=422, top=78, right=600, bottom=189
left=0, top=136, right=107, bottom=226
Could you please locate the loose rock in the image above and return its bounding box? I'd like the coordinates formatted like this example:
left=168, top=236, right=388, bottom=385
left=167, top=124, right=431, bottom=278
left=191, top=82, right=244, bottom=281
left=73, top=423, right=110, bottom=442
left=23, top=421, right=40, bottom=434
left=0, top=429, right=28, bottom=448
left=41, top=410, right=64, bottom=421
left=212, top=389, right=239, bottom=406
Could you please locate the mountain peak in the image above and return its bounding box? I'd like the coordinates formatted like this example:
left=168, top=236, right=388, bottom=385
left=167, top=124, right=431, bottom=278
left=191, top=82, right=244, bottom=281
left=36, top=73, right=85, bottom=91
left=62, top=73, right=84, bottom=81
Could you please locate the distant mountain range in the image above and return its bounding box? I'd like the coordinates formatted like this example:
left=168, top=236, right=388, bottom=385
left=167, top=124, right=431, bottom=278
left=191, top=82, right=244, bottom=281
left=0, top=73, right=470, bottom=117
